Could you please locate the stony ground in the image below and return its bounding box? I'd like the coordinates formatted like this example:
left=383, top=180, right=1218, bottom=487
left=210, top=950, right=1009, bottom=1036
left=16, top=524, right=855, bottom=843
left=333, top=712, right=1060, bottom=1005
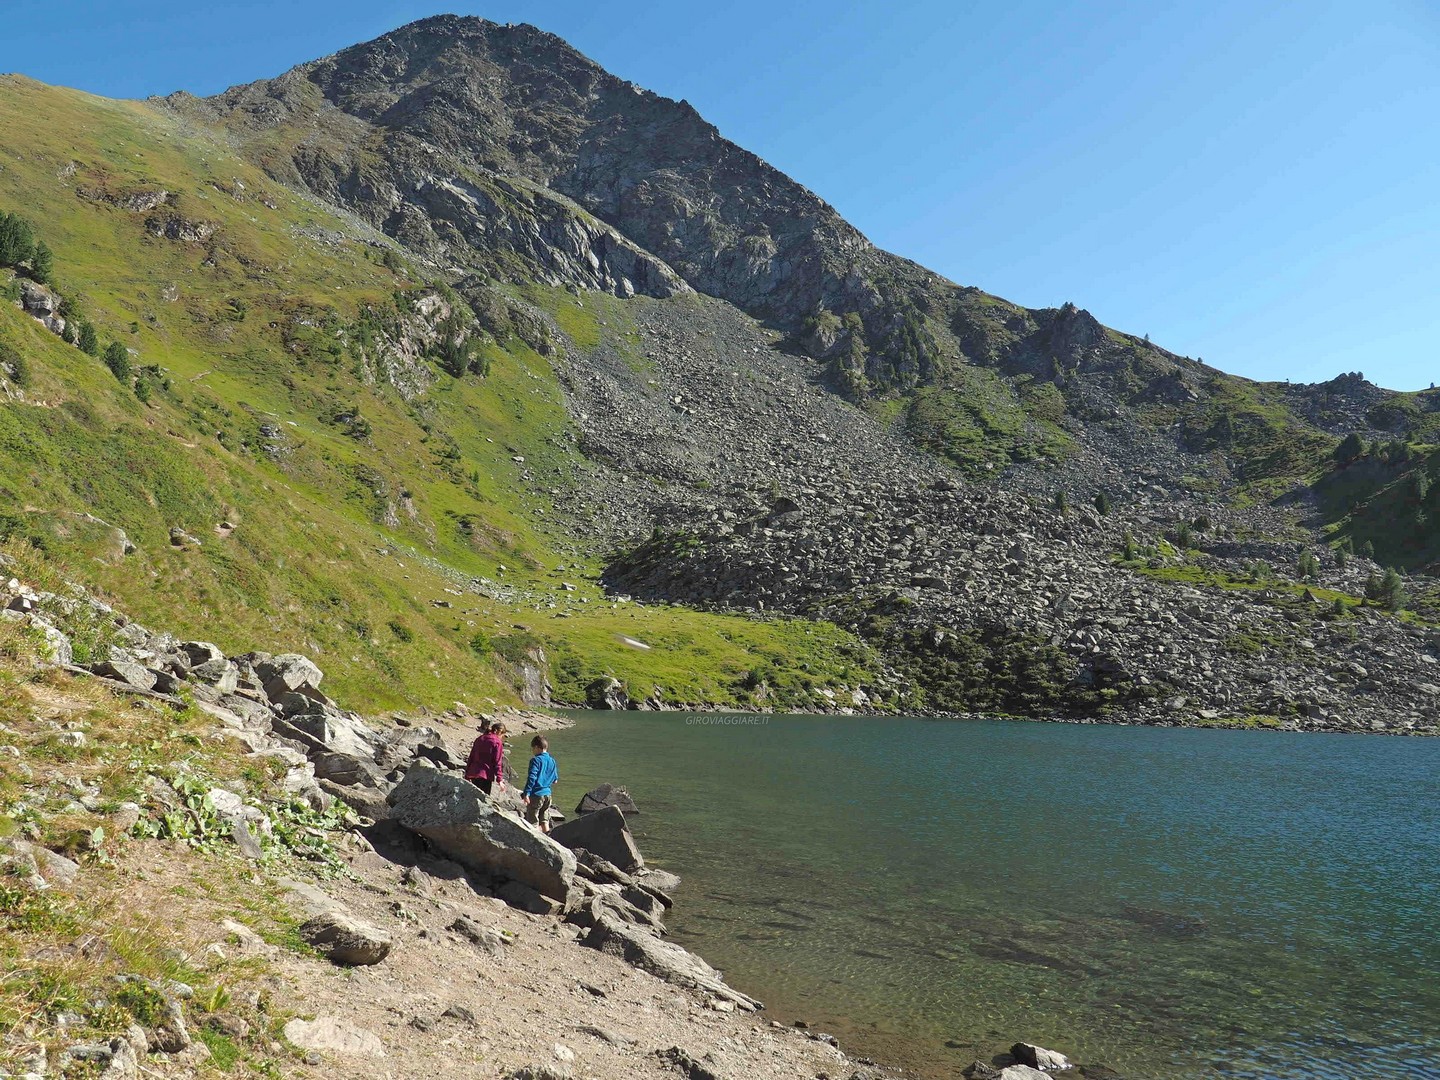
left=548, top=294, right=1440, bottom=732
left=258, top=824, right=875, bottom=1080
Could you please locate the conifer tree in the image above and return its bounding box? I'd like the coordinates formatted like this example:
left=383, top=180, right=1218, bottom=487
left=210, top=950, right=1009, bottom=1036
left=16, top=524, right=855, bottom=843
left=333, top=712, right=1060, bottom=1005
left=103, top=341, right=131, bottom=381
left=77, top=320, right=98, bottom=356
left=29, top=240, right=53, bottom=284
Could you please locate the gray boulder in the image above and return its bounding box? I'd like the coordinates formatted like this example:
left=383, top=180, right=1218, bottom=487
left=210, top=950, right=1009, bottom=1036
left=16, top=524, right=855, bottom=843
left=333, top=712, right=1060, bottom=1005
left=282, top=1016, right=385, bottom=1057
left=997, top=1068, right=1052, bottom=1080
left=255, top=653, right=324, bottom=701
left=311, top=751, right=382, bottom=789
left=177, top=641, right=225, bottom=667
left=575, top=783, right=640, bottom=816
left=187, top=657, right=239, bottom=693
left=0, top=610, right=73, bottom=666
left=91, top=660, right=158, bottom=692
left=635, top=867, right=682, bottom=895
left=573, top=849, right=634, bottom=887
left=449, top=915, right=512, bottom=956
left=567, top=880, right=664, bottom=932
left=549, top=805, right=643, bottom=873
left=317, top=779, right=391, bottom=821
left=375, top=726, right=461, bottom=773
left=146, top=994, right=191, bottom=1053
left=58, top=1037, right=139, bottom=1079
left=274, top=710, right=384, bottom=759
left=388, top=766, right=576, bottom=902
left=496, top=878, right=562, bottom=915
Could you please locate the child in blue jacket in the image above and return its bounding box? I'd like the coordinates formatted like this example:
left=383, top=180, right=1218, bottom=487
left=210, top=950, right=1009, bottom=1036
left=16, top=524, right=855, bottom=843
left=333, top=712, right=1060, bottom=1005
left=522, top=734, right=558, bottom=833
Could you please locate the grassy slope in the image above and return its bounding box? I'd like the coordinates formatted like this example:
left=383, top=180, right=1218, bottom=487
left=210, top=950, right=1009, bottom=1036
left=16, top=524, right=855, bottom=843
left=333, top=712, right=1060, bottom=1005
left=0, top=77, right=878, bottom=712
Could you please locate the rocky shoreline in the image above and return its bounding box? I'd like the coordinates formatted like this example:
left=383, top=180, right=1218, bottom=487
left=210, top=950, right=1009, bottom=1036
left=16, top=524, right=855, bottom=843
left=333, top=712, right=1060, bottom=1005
left=0, top=559, right=1093, bottom=1079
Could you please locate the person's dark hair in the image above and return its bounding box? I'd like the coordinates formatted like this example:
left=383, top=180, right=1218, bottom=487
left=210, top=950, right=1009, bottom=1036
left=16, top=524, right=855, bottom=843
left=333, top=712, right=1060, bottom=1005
left=531, top=735, right=548, bottom=750
left=492, top=721, right=507, bottom=737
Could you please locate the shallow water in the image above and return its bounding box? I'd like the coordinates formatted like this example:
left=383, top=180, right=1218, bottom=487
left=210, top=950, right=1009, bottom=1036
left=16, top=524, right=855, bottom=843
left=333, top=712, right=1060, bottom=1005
left=550, top=713, right=1440, bottom=1079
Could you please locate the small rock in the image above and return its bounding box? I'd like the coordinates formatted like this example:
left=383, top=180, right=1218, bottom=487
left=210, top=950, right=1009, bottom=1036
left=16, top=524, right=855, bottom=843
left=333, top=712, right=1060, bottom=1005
left=449, top=915, right=512, bottom=955
left=146, top=996, right=190, bottom=1053
left=575, top=1024, right=635, bottom=1046
left=1011, top=1042, right=1070, bottom=1071
left=282, top=1016, right=385, bottom=1057
left=299, top=911, right=393, bottom=966
left=509, top=1067, right=570, bottom=1080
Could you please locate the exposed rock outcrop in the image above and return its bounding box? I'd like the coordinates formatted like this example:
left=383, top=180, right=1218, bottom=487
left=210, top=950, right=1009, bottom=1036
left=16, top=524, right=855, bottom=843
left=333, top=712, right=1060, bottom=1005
left=387, top=766, right=577, bottom=903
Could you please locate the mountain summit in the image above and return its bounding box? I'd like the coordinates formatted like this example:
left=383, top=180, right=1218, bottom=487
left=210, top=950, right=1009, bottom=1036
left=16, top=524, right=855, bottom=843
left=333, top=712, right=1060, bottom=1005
left=180, top=14, right=947, bottom=391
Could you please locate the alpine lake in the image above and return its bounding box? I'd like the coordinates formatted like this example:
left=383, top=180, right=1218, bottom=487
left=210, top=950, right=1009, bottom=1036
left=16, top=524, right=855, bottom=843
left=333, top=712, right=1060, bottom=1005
left=549, top=711, right=1440, bottom=1080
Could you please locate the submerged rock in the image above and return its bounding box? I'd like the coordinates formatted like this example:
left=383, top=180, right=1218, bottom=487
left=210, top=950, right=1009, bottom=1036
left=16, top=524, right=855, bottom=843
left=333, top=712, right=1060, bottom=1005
left=582, top=914, right=760, bottom=1010
left=575, top=782, right=640, bottom=816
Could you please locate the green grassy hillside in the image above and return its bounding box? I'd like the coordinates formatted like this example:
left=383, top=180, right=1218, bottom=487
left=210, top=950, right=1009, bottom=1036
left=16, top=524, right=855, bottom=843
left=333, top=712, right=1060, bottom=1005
left=0, top=77, right=878, bottom=712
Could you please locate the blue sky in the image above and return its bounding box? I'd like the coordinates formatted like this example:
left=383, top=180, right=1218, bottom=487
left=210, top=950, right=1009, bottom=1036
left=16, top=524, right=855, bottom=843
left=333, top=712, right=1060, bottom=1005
left=5, top=1, right=1438, bottom=390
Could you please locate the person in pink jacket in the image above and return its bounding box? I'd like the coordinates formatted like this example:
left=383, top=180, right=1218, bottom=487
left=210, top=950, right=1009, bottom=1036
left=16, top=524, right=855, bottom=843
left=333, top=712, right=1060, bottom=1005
left=464, top=720, right=506, bottom=796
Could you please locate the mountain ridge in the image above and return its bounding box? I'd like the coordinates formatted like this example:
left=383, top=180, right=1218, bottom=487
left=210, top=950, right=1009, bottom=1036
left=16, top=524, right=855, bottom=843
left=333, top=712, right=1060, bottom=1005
left=0, top=18, right=1437, bottom=732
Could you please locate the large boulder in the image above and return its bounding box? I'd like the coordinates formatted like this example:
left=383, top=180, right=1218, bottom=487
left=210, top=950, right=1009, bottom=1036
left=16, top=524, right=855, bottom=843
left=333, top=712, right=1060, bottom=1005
left=549, top=805, right=643, bottom=873
left=282, top=1017, right=385, bottom=1057
left=584, top=677, right=629, bottom=710
left=375, top=726, right=461, bottom=773
left=388, top=766, right=575, bottom=902
left=575, top=783, right=640, bottom=817
left=273, top=710, right=385, bottom=760
left=91, top=660, right=158, bottom=692
left=635, top=867, right=682, bottom=896
left=311, top=751, right=382, bottom=789
left=255, top=653, right=324, bottom=701
left=177, top=641, right=225, bottom=668
left=187, top=657, right=239, bottom=694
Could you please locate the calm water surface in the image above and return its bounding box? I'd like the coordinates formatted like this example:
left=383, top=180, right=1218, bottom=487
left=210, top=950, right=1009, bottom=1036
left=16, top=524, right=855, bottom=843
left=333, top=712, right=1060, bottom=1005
left=550, top=713, right=1440, bottom=1080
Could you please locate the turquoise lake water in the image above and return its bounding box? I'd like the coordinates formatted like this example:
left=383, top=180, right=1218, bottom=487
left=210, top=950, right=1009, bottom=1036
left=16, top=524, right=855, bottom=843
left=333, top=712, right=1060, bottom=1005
left=549, top=713, right=1440, bottom=1080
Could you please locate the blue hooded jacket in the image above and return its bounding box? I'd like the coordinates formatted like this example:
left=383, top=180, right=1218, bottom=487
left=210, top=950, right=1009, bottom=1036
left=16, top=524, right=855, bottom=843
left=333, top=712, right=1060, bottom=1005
left=522, top=751, right=558, bottom=797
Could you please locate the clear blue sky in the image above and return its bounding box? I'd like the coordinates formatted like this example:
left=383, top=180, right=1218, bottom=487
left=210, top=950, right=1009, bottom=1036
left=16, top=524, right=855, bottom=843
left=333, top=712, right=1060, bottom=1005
left=6, top=1, right=1438, bottom=390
